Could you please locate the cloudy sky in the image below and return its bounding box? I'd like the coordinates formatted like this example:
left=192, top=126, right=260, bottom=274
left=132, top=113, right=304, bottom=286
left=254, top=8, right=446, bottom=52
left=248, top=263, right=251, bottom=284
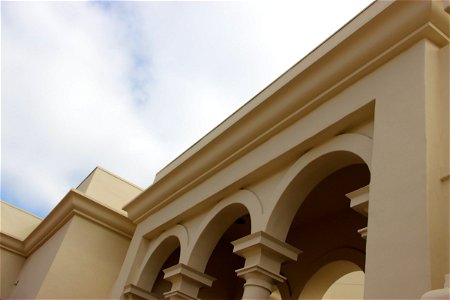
left=2, top=0, right=373, bottom=219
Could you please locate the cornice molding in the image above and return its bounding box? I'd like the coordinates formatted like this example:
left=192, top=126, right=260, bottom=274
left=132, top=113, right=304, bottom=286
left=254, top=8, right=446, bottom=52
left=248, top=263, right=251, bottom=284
left=0, top=189, right=136, bottom=257
left=124, top=0, right=449, bottom=222
left=0, top=232, right=25, bottom=256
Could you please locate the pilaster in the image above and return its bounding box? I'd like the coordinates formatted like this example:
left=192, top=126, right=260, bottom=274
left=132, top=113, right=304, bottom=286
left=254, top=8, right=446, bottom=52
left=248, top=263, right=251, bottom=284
left=364, top=40, right=437, bottom=298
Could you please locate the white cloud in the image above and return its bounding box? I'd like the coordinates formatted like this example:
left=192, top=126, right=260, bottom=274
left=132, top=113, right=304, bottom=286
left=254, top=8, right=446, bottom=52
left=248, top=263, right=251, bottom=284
left=1, top=0, right=373, bottom=217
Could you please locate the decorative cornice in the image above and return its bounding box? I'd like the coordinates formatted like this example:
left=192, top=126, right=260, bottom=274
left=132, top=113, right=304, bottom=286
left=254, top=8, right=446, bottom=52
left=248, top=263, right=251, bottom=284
left=124, top=0, right=449, bottom=223
left=0, top=189, right=136, bottom=257
left=0, top=232, right=25, bottom=256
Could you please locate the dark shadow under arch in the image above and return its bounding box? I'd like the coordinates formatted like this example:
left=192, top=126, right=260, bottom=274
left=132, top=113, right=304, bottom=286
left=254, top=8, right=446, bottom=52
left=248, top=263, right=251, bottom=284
left=187, top=203, right=251, bottom=272
left=277, top=164, right=370, bottom=299
left=189, top=203, right=251, bottom=299
left=265, top=133, right=372, bottom=241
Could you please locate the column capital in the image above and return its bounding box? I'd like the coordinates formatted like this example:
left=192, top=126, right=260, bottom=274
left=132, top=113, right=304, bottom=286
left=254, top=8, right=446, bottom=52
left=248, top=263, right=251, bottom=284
left=232, top=231, right=301, bottom=265
left=123, top=283, right=156, bottom=300
left=232, top=231, right=300, bottom=299
left=163, top=263, right=214, bottom=300
left=232, top=231, right=301, bottom=288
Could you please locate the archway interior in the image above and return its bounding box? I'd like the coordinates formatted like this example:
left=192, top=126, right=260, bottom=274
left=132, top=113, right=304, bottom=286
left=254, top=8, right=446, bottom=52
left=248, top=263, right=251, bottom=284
left=298, top=260, right=364, bottom=300
left=198, top=213, right=250, bottom=300
left=322, top=270, right=364, bottom=299
left=151, top=247, right=180, bottom=297
left=137, top=236, right=181, bottom=296
left=279, top=164, right=370, bottom=299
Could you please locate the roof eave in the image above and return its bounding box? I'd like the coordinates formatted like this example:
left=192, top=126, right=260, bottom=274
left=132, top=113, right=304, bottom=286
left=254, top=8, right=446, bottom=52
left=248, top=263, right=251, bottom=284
left=1, top=190, right=136, bottom=257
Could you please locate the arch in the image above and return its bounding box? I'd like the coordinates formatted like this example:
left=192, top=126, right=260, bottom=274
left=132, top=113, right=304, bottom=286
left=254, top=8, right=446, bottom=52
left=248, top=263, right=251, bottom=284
left=265, top=133, right=372, bottom=240
left=279, top=247, right=365, bottom=299
left=299, top=260, right=364, bottom=300
left=306, top=247, right=366, bottom=276
left=183, top=189, right=259, bottom=271
left=135, top=225, right=188, bottom=291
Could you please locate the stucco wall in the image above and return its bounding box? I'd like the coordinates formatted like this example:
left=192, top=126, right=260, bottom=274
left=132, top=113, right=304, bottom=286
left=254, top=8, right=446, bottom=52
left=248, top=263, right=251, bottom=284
left=36, top=215, right=131, bottom=299
left=77, top=167, right=142, bottom=213
left=0, top=249, right=26, bottom=299
left=8, top=215, right=131, bottom=299
left=0, top=201, right=41, bottom=241
left=9, top=220, right=71, bottom=299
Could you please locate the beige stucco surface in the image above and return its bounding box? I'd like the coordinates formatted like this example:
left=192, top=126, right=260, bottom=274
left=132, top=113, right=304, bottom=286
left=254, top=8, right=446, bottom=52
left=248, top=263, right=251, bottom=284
left=9, top=220, right=71, bottom=299
left=36, top=215, right=131, bottom=299
left=0, top=200, right=41, bottom=240
left=0, top=202, right=43, bottom=298
left=1, top=1, right=449, bottom=299
left=0, top=249, right=26, bottom=299
left=112, top=1, right=449, bottom=299
left=77, top=167, right=143, bottom=213
left=8, top=215, right=131, bottom=299
left=322, top=271, right=364, bottom=299
left=2, top=167, right=137, bottom=299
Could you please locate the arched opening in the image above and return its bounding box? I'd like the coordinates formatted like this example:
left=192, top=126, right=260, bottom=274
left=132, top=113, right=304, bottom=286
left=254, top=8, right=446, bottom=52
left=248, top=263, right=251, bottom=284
left=136, top=236, right=181, bottom=298
left=265, top=134, right=373, bottom=241
left=198, top=214, right=250, bottom=299
left=150, top=246, right=180, bottom=296
left=323, top=270, right=364, bottom=299
left=270, top=259, right=365, bottom=300
left=277, top=162, right=370, bottom=298
left=299, top=260, right=364, bottom=300
left=189, top=203, right=251, bottom=299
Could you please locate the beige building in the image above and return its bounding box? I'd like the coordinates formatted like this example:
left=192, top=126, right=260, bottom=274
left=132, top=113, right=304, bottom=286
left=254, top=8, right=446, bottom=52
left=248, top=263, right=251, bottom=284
left=1, top=1, right=449, bottom=299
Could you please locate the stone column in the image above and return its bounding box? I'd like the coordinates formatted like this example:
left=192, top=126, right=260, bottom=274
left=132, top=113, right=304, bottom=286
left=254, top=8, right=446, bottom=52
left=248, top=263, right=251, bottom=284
left=232, top=231, right=301, bottom=300
left=163, top=264, right=214, bottom=300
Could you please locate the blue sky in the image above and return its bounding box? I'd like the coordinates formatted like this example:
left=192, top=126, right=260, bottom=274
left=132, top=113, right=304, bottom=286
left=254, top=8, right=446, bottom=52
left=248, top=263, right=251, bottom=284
left=1, top=0, right=373, bottom=218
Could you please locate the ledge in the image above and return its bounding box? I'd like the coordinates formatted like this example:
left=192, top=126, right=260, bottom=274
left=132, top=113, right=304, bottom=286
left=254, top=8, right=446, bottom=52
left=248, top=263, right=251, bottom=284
left=163, top=263, right=215, bottom=299
left=123, top=283, right=157, bottom=300
left=347, top=185, right=369, bottom=216
left=163, top=263, right=215, bottom=288
left=0, top=189, right=136, bottom=257
left=232, top=231, right=301, bottom=262
left=0, top=232, right=25, bottom=256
